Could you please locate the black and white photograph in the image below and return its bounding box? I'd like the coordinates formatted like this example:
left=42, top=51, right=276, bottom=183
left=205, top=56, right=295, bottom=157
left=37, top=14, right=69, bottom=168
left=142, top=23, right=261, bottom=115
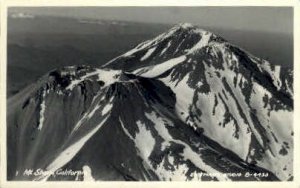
left=2, top=5, right=295, bottom=183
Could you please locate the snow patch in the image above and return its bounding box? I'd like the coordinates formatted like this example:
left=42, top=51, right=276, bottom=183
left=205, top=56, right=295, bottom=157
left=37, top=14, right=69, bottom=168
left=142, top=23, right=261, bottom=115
left=136, top=56, right=186, bottom=78
left=259, top=62, right=282, bottom=90
left=186, top=32, right=211, bottom=54
left=160, top=41, right=172, bottom=56
left=119, top=117, right=134, bottom=140
left=160, top=72, right=194, bottom=122
left=155, top=155, right=191, bottom=180
left=38, top=90, right=47, bottom=130
left=87, top=105, right=101, bottom=119
left=72, top=113, right=88, bottom=132
left=145, top=112, right=173, bottom=150
left=174, top=40, right=185, bottom=54
left=101, top=103, right=113, bottom=115
left=140, top=47, right=156, bottom=61
left=66, top=69, right=121, bottom=90
left=134, top=121, right=155, bottom=159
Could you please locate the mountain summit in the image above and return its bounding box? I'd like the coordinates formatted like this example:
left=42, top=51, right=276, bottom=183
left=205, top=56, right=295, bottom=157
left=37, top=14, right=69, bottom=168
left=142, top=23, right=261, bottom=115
left=104, top=23, right=226, bottom=69
left=7, top=23, right=293, bottom=181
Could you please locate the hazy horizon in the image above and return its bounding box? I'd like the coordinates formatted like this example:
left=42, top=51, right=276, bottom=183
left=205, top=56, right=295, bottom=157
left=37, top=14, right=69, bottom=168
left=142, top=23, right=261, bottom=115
left=9, top=7, right=293, bottom=36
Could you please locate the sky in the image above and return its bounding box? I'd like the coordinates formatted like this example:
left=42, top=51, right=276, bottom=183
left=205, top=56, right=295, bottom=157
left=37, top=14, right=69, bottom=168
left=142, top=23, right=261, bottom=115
left=9, top=7, right=293, bottom=35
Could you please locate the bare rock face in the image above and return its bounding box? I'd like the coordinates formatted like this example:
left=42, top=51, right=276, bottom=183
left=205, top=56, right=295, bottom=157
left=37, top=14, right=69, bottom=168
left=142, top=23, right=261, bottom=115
left=7, top=23, right=293, bottom=181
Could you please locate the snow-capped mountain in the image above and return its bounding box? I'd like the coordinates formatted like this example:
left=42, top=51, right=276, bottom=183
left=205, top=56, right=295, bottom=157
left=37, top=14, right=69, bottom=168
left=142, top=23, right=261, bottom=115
left=7, top=23, right=293, bottom=181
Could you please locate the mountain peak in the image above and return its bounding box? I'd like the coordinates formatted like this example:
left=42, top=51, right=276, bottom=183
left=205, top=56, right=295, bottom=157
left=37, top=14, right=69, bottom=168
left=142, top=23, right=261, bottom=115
left=174, top=22, right=195, bottom=30
left=168, top=23, right=211, bottom=39
left=103, top=23, right=220, bottom=69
